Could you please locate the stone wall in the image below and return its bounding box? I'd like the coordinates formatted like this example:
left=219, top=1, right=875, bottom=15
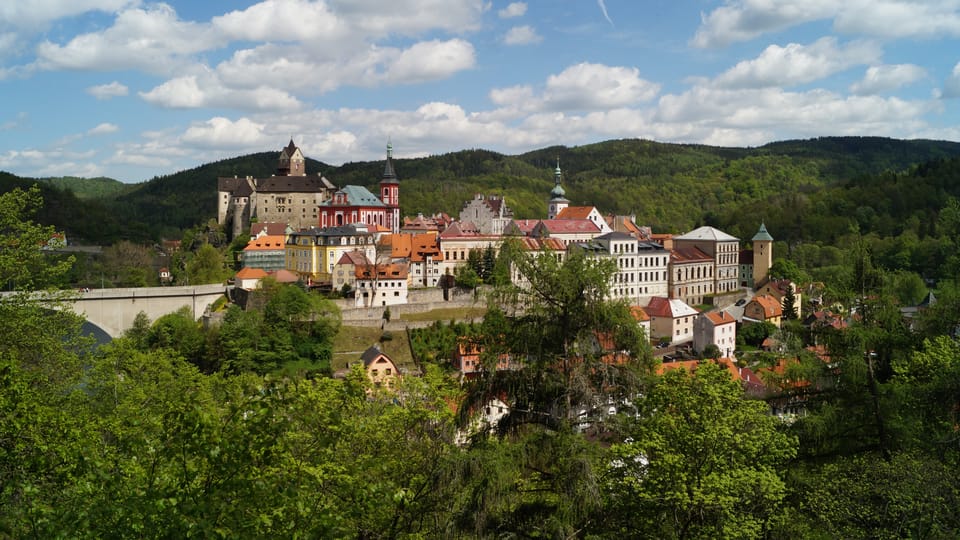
left=336, top=286, right=485, bottom=326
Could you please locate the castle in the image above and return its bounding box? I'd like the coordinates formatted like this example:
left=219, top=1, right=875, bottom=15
left=217, top=140, right=401, bottom=238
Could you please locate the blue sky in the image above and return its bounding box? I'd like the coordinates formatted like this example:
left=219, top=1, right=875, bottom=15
left=2, top=0, right=960, bottom=183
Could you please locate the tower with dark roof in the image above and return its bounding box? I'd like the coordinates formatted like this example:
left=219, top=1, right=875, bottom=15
left=277, top=139, right=306, bottom=176
left=379, top=141, right=400, bottom=233
left=547, top=159, right=569, bottom=219
left=752, top=222, right=774, bottom=286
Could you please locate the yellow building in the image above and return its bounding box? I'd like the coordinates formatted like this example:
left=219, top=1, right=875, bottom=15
left=286, top=224, right=376, bottom=286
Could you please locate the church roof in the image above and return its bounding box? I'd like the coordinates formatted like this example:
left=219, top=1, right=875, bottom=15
left=675, top=226, right=739, bottom=242
left=321, top=185, right=385, bottom=207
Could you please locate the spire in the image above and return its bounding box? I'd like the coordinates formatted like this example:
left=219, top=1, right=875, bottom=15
left=550, top=157, right=566, bottom=199
left=381, top=139, right=397, bottom=182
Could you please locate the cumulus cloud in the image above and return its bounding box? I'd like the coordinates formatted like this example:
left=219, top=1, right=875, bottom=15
left=386, top=39, right=476, bottom=83
left=943, top=62, right=960, bottom=99
left=140, top=75, right=303, bottom=110
left=181, top=117, right=268, bottom=149
left=327, top=0, right=486, bottom=36
left=499, top=2, right=527, bottom=18
left=87, top=122, right=119, bottom=135
left=87, top=81, right=128, bottom=99
left=850, top=64, right=926, bottom=95
left=0, top=0, right=134, bottom=30
left=503, top=25, right=542, bottom=45
left=694, top=0, right=960, bottom=48
left=542, top=63, right=660, bottom=110
left=213, top=0, right=344, bottom=42
left=35, top=4, right=222, bottom=74
left=714, top=37, right=881, bottom=89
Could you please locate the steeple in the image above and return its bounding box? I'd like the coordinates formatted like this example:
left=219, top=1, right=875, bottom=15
left=277, top=138, right=305, bottom=176
left=381, top=139, right=397, bottom=182
left=752, top=222, right=774, bottom=286
left=547, top=158, right=569, bottom=219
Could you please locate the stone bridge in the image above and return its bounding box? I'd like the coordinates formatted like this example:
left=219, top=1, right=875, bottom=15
left=64, top=284, right=229, bottom=338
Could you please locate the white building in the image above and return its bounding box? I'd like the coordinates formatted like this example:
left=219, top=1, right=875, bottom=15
left=694, top=310, right=737, bottom=359
left=672, top=226, right=740, bottom=296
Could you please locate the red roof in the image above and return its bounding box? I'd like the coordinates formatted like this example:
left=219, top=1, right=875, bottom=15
left=555, top=206, right=596, bottom=220
left=535, top=219, right=600, bottom=234
left=515, top=237, right=566, bottom=251
left=671, top=246, right=713, bottom=263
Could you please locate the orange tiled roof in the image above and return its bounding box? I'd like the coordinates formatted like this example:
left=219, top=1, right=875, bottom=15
left=749, top=294, right=783, bottom=318
left=236, top=267, right=268, bottom=279
left=704, top=310, right=735, bottom=325
left=555, top=206, right=596, bottom=220
left=630, top=306, right=650, bottom=322
left=244, top=234, right=286, bottom=251
left=355, top=262, right=409, bottom=280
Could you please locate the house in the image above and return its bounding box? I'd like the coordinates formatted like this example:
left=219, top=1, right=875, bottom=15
left=459, top=194, right=514, bottom=235
left=508, top=237, right=567, bottom=288
left=218, top=139, right=337, bottom=239
left=401, top=212, right=451, bottom=235
left=249, top=222, right=290, bottom=239
left=604, top=214, right=651, bottom=238
left=241, top=234, right=287, bottom=271
left=693, top=310, right=737, bottom=359
left=355, top=262, right=409, bottom=307
left=757, top=278, right=801, bottom=318
left=630, top=306, right=652, bottom=340
left=452, top=338, right=518, bottom=380
left=235, top=267, right=268, bottom=290
left=361, top=345, right=400, bottom=389
left=285, top=224, right=377, bottom=285
left=455, top=397, right=511, bottom=445
left=743, top=294, right=783, bottom=327
left=504, top=218, right=602, bottom=247
left=158, top=267, right=172, bottom=284
left=656, top=358, right=765, bottom=396
left=672, top=226, right=740, bottom=295
left=332, top=251, right=370, bottom=293
left=644, top=296, right=699, bottom=344
left=317, top=143, right=400, bottom=233
left=382, top=233, right=444, bottom=288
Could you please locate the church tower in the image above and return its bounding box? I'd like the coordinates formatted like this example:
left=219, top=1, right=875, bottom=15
left=379, top=141, right=400, bottom=233
left=277, top=139, right=305, bottom=176
left=547, top=159, right=569, bottom=219
left=752, top=222, right=774, bottom=286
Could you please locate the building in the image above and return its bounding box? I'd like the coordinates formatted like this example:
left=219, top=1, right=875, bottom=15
left=332, top=250, right=371, bottom=293
left=241, top=234, right=287, bottom=271
left=757, top=278, right=801, bottom=318
left=361, top=345, right=401, bottom=389
left=752, top=223, right=774, bottom=286
left=743, top=294, right=784, bottom=328
left=556, top=206, right=612, bottom=234
left=508, top=237, right=567, bottom=287
left=694, top=311, right=737, bottom=359
left=317, top=143, right=401, bottom=233
left=571, top=232, right=668, bottom=306
left=630, top=306, right=652, bottom=340
left=459, top=194, right=514, bottom=235
left=285, top=224, right=377, bottom=285
left=452, top=338, right=518, bottom=380
left=235, top=267, right=268, bottom=290
left=504, top=218, right=602, bottom=247
left=644, top=296, right=699, bottom=344
left=669, top=247, right=715, bottom=306
left=382, top=233, right=445, bottom=288
left=218, top=139, right=337, bottom=239
left=355, top=262, right=409, bottom=307
left=672, top=226, right=740, bottom=296
left=401, top=212, right=451, bottom=235
left=547, top=160, right=570, bottom=219
left=438, top=221, right=501, bottom=276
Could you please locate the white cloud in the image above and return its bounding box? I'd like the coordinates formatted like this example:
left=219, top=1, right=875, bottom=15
left=714, top=37, right=881, bottom=89
left=499, top=2, right=527, bottom=18
left=140, top=75, right=303, bottom=110
left=503, top=25, right=541, bottom=45
left=35, top=4, right=223, bottom=74
left=87, top=122, right=119, bottom=135
left=386, top=39, right=476, bottom=83
left=181, top=117, right=268, bottom=149
left=694, top=0, right=960, bottom=48
left=213, top=0, right=345, bottom=43
left=327, top=0, right=486, bottom=36
left=850, top=64, right=926, bottom=95
left=541, top=63, right=660, bottom=111
left=87, top=81, right=128, bottom=99
left=0, top=0, right=134, bottom=29
left=943, top=62, right=960, bottom=98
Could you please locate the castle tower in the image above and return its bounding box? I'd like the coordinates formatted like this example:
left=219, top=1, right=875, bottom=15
left=547, top=159, right=569, bottom=219
left=752, top=222, right=774, bottom=286
left=379, top=141, right=400, bottom=233
left=277, top=139, right=306, bottom=176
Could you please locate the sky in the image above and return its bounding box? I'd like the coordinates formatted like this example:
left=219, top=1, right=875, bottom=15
left=2, top=1, right=960, bottom=183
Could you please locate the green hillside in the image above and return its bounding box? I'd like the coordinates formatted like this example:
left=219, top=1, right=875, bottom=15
left=3, top=136, right=960, bottom=246
left=36, top=176, right=133, bottom=199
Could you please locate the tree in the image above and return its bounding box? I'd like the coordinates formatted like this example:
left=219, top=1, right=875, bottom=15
left=782, top=284, right=798, bottom=319
left=600, top=362, right=797, bottom=538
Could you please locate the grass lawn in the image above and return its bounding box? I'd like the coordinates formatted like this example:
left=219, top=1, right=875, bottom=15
left=332, top=325, right=415, bottom=372
left=400, top=306, right=487, bottom=322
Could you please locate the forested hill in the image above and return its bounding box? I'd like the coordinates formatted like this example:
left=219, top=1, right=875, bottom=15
left=3, top=136, right=960, bottom=245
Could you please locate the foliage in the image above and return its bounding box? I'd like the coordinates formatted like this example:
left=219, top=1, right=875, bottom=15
left=601, top=363, right=797, bottom=538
